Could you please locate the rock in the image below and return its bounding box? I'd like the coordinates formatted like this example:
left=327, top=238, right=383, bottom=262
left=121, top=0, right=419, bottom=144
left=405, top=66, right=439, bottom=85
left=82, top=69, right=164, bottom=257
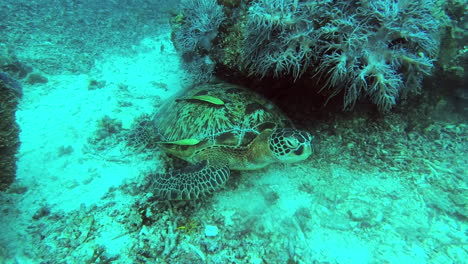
left=204, top=225, right=219, bottom=237
left=26, top=73, right=48, bottom=84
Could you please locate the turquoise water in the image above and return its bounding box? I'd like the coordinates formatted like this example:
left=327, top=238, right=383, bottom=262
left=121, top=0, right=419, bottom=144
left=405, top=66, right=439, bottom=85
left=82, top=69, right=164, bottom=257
left=0, top=0, right=466, bottom=263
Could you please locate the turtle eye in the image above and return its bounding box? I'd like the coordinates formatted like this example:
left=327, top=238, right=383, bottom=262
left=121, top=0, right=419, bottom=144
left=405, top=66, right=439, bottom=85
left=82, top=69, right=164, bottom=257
left=295, top=131, right=312, bottom=143
left=284, top=137, right=299, bottom=148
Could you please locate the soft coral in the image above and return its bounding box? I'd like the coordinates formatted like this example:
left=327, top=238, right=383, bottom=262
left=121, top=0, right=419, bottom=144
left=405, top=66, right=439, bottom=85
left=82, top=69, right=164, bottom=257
left=242, top=0, right=442, bottom=111
left=173, top=0, right=225, bottom=82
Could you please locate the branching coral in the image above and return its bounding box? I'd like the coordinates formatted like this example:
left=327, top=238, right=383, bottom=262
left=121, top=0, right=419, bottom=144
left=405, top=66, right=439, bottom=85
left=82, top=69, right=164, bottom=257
left=242, top=0, right=442, bottom=111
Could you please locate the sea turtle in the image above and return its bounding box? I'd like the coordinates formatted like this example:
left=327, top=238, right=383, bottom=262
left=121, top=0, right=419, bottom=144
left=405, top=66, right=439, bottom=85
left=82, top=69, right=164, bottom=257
left=145, top=82, right=313, bottom=200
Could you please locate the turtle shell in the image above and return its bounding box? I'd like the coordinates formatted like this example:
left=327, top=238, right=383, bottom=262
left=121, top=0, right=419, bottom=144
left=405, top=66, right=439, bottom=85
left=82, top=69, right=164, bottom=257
left=153, top=83, right=291, bottom=154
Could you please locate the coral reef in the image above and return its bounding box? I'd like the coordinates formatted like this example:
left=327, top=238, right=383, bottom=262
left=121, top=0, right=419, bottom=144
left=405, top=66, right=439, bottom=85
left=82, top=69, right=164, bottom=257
left=246, top=0, right=442, bottom=110
left=436, top=0, right=467, bottom=76
left=0, top=72, right=22, bottom=191
left=1, top=45, right=47, bottom=86
left=0, top=45, right=32, bottom=81
left=172, top=0, right=226, bottom=82
left=87, top=115, right=124, bottom=152
left=212, top=0, right=444, bottom=111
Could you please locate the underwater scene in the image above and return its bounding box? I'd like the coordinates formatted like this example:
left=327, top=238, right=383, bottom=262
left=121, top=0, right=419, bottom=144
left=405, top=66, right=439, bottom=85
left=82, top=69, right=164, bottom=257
left=0, top=0, right=466, bottom=263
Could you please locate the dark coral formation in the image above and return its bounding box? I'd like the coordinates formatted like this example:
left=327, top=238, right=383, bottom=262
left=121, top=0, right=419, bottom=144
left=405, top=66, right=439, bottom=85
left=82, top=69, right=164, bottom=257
left=0, top=72, right=22, bottom=191
left=173, top=0, right=446, bottom=111
left=0, top=46, right=32, bottom=82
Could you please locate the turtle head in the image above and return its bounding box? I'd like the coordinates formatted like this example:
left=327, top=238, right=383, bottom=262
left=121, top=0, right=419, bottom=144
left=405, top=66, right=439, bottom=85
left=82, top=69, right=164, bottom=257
left=268, top=128, right=313, bottom=163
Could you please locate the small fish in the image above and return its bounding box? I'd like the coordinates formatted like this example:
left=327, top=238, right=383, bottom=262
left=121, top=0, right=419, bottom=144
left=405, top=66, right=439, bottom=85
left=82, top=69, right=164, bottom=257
left=159, top=138, right=200, bottom=145
left=176, top=95, right=225, bottom=105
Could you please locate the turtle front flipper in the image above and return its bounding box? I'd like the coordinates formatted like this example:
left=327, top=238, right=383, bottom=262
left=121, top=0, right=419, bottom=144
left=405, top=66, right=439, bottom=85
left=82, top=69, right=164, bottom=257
left=145, top=161, right=230, bottom=200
